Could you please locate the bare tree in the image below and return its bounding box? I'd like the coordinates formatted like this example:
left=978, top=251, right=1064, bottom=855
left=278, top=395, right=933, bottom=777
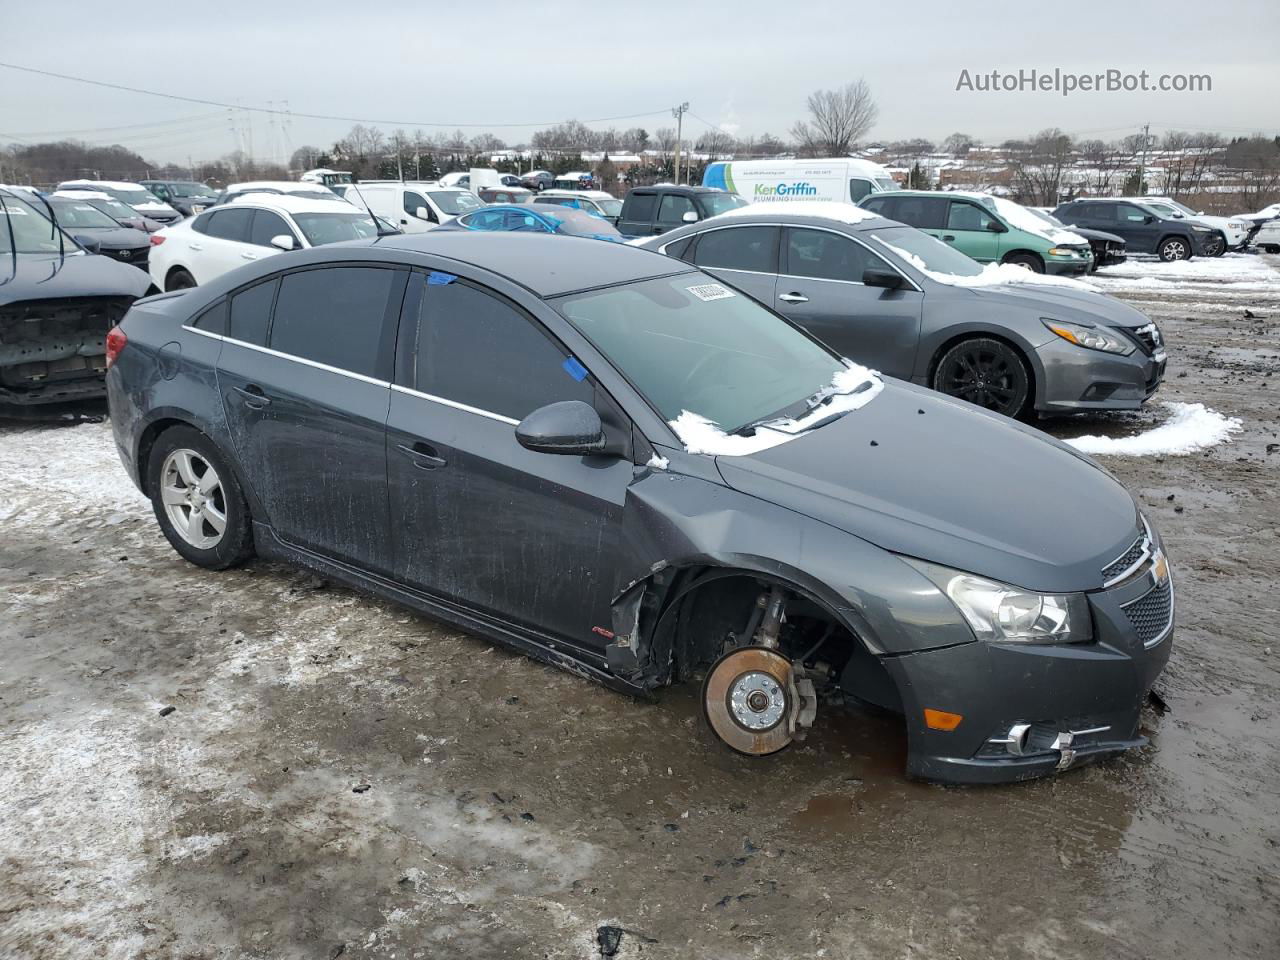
left=1005, top=128, right=1075, bottom=205
left=942, top=132, right=976, bottom=155
left=653, top=127, right=677, bottom=155
left=697, top=129, right=736, bottom=159
left=789, top=79, right=878, bottom=157
left=1156, top=131, right=1224, bottom=197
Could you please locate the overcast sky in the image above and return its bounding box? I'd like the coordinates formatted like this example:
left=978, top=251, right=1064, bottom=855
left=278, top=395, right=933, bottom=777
left=2, top=0, right=1277, bottom=165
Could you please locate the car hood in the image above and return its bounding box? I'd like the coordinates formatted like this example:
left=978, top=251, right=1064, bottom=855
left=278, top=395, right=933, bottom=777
left=0, top=251, right=151, bottom=304
left=963, top=281, right=1150, bottom=329
left=713, top=380, right=1140, bottom=593
left=74, top=226, right=152, bottom=248
left=1068, top=226, right=1124, bottom=244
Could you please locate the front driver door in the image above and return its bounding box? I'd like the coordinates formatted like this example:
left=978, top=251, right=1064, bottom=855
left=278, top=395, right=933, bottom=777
left=385, top=269, right=632, bottom=648
left=773, top=226, right=924, bottom=377
left=944, top=199, right=1002, bottom=263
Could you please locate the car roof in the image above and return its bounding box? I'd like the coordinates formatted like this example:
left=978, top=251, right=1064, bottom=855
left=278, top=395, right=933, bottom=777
left=226, top=180, right=332, bottom=193
left=58, top=179, right=151, bottom=191
left=52, top=189, right=115, bottom=202
left=225, top=193, right=359, bottom=215
left=372, top=232, right=690, bottom=296
left=538, top=190, right=615, bottom=200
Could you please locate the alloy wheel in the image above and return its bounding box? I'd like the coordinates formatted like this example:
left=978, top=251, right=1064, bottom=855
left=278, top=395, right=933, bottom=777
left=160, top=448, right=227, bottom=549
left=937, top=344, right=1024, bottom=415
left=1160, top=239, right=1188, bottom=261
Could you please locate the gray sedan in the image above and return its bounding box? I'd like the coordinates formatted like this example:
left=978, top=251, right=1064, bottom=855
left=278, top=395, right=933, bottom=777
left=639, top=208, right=1166, bottom=419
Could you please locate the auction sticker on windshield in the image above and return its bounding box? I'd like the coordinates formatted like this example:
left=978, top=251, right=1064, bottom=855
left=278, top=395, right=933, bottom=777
left=687, top=282, right=735, bottom=302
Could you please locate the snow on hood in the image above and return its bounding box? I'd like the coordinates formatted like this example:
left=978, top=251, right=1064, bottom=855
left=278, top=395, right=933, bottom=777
left=719, top=200, right=879, bottom=226
left=670, top=361, right=883, bottom=456
left=874, top=238, right=1099, bottom=292
left=987, top=196, right=1088, bottom=246
left=1063, top=402, right=1242, bottom=456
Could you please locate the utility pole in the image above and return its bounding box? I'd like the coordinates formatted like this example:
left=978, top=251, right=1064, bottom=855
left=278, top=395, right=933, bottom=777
left=671, top=102, right=688, bottom=185
left=1137, top=122, right=1150, bottom=194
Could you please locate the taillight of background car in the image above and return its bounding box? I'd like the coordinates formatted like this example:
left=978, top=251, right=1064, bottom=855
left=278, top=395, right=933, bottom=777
left=105, top=326, right=128, bottom=369
left=150, top=235, right=165, bottom=245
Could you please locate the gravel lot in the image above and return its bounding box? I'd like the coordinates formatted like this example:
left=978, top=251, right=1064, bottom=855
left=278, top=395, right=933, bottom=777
left=2, top=254, right=1278, bottom=960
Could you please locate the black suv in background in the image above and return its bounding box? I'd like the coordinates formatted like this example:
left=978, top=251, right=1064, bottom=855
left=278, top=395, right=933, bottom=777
left=1053, top=199, right=1212, bottom=261
left=616, top=186, right=747, bottom=237
left=139, top=180, right=220, bottom=218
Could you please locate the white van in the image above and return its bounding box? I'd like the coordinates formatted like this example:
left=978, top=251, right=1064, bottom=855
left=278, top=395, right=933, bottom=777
left=702, top=158, right=897, bottom=205
left=344, top=181, right=484, bottom=232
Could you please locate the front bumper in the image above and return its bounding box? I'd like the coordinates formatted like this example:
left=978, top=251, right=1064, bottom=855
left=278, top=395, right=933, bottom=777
left=883, top=561, right=1173, bottom=784
left=1032, top=335, right=1165, bottom=413
left=1044, top=256, right=1092, bottom=276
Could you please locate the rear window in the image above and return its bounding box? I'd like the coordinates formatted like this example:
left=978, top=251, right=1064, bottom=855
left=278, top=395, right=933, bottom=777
left=269, top=267, right=395, bottom=378
left=229, top=278, right=278, bottom=346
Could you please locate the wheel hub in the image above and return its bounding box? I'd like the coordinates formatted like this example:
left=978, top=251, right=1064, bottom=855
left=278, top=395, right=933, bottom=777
left=702, top=646, right=815, bottom=756
left=729, top=672, right=786, bottom=731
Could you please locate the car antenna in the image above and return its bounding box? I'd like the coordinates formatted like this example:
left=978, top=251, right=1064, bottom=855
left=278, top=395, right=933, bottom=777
left=349, top=181, right=395, bottom=238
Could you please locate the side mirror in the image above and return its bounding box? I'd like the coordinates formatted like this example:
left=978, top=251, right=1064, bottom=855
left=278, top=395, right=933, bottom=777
left=682, top=210, right=699, bottom=223
left=515, top=400, right=607, bottom=456
left=269, top=234, right=295, bottom=251
left=987, top=220, right=1007, bottom=233
left=1144, top=215, right=1156, bottom=224
left=863, top=268, right=903, bottom=289
left=74, top=234, right=101, bottom=254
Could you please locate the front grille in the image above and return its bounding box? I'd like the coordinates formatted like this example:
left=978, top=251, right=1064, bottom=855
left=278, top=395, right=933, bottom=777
left=1124, top=321, right=1164, bottom=356
left=1103, top=534, right=1148, bottom=584
left=1122, top=578, right=1173, bottom=648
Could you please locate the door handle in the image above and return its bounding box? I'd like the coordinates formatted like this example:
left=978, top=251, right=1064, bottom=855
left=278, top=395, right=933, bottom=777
left=232, top=384, right=271, bottom=408
left=241, top=251, right=258, bottom=260
left=397, top=442, right=447, bottom=470
left=778, top=292, right=809, bottom=304
left=941, top=234, right=956, bottom=242
left=188, top=243, right=203, bottom=251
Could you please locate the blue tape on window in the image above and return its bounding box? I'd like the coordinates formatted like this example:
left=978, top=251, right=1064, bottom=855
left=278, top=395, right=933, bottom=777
left=427, top=271, right=457, bottom=285
left=562, top=357, right=588, bottom=382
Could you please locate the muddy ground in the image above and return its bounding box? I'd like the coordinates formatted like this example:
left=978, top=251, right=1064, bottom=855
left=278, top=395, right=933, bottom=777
left=1, top=255, right=1278, bottom=960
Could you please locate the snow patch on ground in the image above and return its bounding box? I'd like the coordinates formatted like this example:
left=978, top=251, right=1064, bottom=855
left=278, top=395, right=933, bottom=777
left=0, top=421, right=146, bottom=523
left=1101, top=254, right=1277, bottom=284
left=670, top=362, right=882, bottom=456
left=720, top=199, right=878, bottom=225
left=1062, top=402, right=1243, bottom=456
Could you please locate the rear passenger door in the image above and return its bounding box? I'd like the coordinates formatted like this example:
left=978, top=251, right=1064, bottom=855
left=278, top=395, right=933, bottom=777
left=889, top=196, right=948, bottom=241
left=216, top=264, right=406, bottom=571
left=774, top=226, right=924, bottom=377
left=687, top=224, right=780, bottom=305
left=385, top=270, right=632, bottom=646
left=195, top=208, right=255, bottom=282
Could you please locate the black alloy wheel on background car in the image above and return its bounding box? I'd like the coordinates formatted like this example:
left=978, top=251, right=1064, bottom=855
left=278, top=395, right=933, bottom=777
left=932, top=338, right=1032, bottom=419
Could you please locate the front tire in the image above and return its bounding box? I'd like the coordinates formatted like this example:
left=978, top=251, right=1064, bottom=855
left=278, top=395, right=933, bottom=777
left=1002, top=251, right=1044, bottom=273
left=1203, top=234, right=1226, bottom=257
left=1158, top=237, right=1191, bottom=262
left=933, top=337, right=1032, bottom=419
left=147, top=426, right=254, bottom=570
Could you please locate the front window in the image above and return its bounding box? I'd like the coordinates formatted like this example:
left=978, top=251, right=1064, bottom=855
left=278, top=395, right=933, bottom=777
left=105, top=187, right=163, bottom=207
left=868, top=226, right=984, bottom=277
left=49, top=200, right=120, bottom=229
left=555, top=273, right=844, bottom=433
left=291, top=212, right=379, bottom=246
left=428, top=191, right=484, bottom=215
left=874, top=177, right=897, bottom=191
left=0, top=193, right=73, bottom=254
left=596, top=198, right=623, bottom=217
left=93, top=198, right=141, bottom=219
left=698, top=193, right=749, bottom=217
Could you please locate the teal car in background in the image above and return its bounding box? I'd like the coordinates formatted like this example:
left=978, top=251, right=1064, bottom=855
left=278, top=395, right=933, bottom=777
left=861, top=190, right=1093, bottom=275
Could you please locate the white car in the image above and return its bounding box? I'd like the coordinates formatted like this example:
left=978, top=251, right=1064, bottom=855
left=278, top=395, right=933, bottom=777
left=56, top=179, right=181, bottom=224
left=343, top=181, right=483, bottom=232
left=1254, top=218, right=1280, bottom=254
left=531, top=189, right=623, bottom=222
left=148, top=194, right=379, bottom=291
left=218, top=181, right=350, bottom=204
left=1137, top=196, right=1250, bottom=254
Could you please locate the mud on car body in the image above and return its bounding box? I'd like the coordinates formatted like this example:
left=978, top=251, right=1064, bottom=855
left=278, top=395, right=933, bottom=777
left=0, top=187, right=151, bottom=406
left=106, top=232, right=1172, bottom=784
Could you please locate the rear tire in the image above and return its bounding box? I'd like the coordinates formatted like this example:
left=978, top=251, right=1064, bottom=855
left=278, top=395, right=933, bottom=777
left=932, top=337, right=1032, bottom=419
left=1002, top=251, right=1044, bottom=273
left=166, top=268, right=197, bottom=291
left=1158, top=237, right=1191, bottom=262
left=147, top=426, right=254, bottom=570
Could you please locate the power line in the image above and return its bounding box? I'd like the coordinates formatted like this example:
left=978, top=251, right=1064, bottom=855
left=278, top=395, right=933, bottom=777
left=0, top=60, right=672, bottom=130
left=5, top=111, right=226, bottom=137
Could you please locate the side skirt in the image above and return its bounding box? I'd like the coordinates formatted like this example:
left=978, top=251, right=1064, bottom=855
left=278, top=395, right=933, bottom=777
left=251, top=522, right=651, bottom=699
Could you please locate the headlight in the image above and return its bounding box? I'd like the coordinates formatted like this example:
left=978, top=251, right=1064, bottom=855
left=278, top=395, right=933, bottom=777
left=1042, top=319, right=1135, bottom=355
left=1191, top=225, right=1211, bottom=232
left=1047, top=247, right=1081, bottom=257
left=904, top=558, right=1093, bottom=644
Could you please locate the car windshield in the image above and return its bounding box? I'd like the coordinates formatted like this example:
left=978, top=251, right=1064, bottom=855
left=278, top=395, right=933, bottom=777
left=596, top=198, right=623, bottom=217
left=291, top=212, right=379, bottom=245
left=555, top=273, right=843, bottom=433
left=1161, top=199, right=1197, bottom=216
left=168, top=182, right=216, bottom=198
left=0, top=193, right=75, bottom=254
left=93, top=198, right=141, bottom=219
left=49, top=200, right=120, bottom=228
left=700, top=193, right=749, bottom=216
left=874, top=178, right=897, bottom=191
left=103, top=187, right=162, bottom=206
left=429, top=191, right=484, bottom=215
left=1027, top=207, right=1068, bottom=228
left=867, top=225, right=984, bottom=277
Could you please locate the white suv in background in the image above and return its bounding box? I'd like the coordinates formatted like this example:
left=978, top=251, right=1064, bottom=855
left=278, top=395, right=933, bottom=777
left=148, top=195, right=379, bottom=290
left=1137, top=196, right=1250, bottom=254
left=56, top=179, right=182, bottom=224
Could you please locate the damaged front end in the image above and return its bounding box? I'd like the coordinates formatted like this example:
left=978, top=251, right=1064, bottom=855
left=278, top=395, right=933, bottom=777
left=0, top=296, right=134, bottom=405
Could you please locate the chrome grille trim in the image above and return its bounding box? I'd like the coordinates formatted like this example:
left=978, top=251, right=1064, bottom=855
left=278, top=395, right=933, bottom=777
left=1102, top=518, right=1154, bottom=587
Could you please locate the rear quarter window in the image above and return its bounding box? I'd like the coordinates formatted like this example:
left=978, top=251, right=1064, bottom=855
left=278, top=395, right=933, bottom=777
left=228, top=278, right=278, bottom=346
left=191, top=300, right=227, bottom=335
left=269, top=267, right=396, bottom=378
left=624, top=192, right=657, bottom=222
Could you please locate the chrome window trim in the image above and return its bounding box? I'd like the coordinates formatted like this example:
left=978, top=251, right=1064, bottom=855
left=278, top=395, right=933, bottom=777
left=185, top=324, right=520, bottom=424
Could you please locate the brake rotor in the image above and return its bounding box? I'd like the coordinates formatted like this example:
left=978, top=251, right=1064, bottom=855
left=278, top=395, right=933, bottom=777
left=702, top=646, right=798, bottom=756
